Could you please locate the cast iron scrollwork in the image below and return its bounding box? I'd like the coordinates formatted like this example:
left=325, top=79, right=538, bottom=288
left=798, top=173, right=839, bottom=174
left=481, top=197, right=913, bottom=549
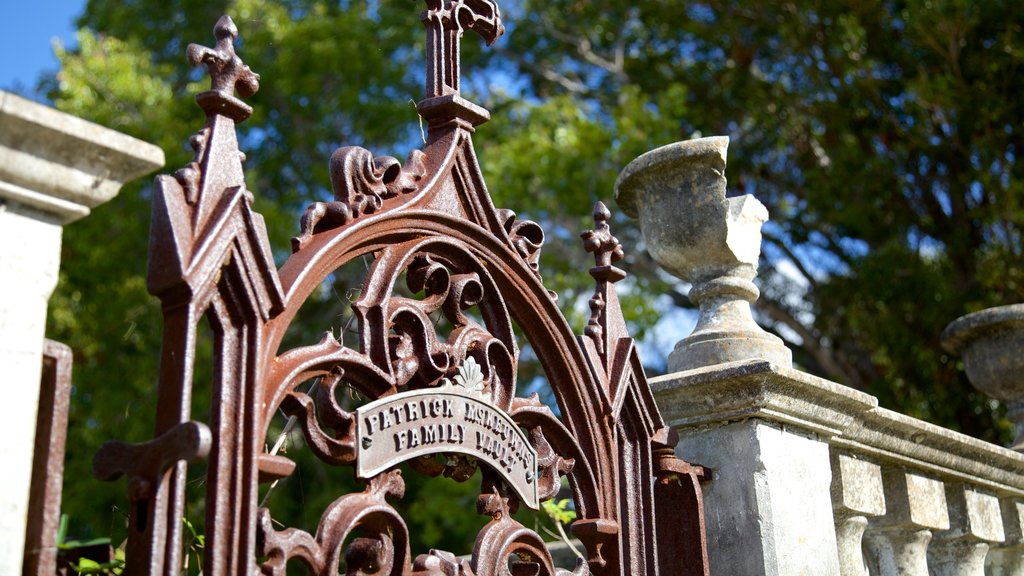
left=100, top=1, right=709, bottom=573
left=255, top=233, right=592, bottom=572
left=467, top=478, right=587, bottom=576
left=353, top=240, right=518, bottom=409
left=496, top=208, right=546, bottom=281
left=293, top=148, right=429, bottom=251
left=257, top=469, right=410, bottom=576
left=279, top=369, right=358, bottom=467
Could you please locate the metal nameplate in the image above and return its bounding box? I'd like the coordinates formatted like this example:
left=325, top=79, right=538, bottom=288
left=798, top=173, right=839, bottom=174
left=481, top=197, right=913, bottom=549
left=355, top=387, right=539, bottom=509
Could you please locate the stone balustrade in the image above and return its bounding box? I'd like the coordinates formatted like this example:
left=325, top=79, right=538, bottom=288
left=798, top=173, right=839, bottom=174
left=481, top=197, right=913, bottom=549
left=616, top=134, right=1023, bottom=575
left=652, top=359, right=1024, bottom=576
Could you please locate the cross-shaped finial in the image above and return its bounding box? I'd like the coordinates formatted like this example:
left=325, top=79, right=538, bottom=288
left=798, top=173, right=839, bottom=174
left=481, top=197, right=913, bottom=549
left=419, top=0, right=504, bottom=125
left=186, top=15, right=260, bottom=121
left=581, top=202, right=626, bottom=280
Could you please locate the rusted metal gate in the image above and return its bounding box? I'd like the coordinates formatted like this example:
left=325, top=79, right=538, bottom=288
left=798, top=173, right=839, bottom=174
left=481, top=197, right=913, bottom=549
left=92, top=3, right=709, bottom=574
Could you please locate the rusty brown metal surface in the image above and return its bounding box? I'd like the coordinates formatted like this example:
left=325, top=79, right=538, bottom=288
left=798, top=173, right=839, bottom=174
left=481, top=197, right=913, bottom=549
left=91, top=4, right=709, bottom=575
left=24, top=340, right=73, bottom=576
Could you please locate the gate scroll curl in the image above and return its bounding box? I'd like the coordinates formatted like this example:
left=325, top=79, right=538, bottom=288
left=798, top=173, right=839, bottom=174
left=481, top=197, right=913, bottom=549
left=92, top=4, right=709, bottom=575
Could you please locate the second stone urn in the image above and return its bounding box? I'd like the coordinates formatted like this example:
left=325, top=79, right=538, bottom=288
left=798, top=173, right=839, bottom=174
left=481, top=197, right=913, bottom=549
left=615, top=136, right=791, bottom=373
left=942, top=304, right=1024, bottom=450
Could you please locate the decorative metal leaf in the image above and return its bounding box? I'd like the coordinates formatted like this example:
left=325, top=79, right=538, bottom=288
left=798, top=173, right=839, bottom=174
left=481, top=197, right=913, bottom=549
left=453, top=357, right=485, bottom=393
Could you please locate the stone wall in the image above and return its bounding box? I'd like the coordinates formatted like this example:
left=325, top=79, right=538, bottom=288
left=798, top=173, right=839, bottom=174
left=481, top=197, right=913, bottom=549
left=654, top=360, right=1024, bottom=576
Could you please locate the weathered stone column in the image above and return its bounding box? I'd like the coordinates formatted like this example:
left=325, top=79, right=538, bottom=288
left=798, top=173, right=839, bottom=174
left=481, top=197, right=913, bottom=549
left=0, top=90, right=163, bottom=575
left=927, top=484, right=1004, bottom=576
left=831, top=453, right=886, bottom=576
left=863, top=469, right=949, bottom=576
left=615, top=133, right=1024, bottom=576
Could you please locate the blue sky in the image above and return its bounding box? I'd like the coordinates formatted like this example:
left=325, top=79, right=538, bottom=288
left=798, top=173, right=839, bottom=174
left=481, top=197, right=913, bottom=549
left=1, top=0, right=86, bottom=99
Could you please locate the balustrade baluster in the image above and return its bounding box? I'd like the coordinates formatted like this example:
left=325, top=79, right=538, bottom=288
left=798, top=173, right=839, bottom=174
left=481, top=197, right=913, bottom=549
left=927, top=484, right=1004, bottom=576
left=987, top=499, right=1024, bottom=576
left=863, top=469, right=949, bottom=576
left=831, top=453, right=886, bottom=576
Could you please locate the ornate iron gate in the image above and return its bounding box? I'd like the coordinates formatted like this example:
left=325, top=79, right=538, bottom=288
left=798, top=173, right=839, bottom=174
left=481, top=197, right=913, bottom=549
left=93, top=3, right=709, bottom=574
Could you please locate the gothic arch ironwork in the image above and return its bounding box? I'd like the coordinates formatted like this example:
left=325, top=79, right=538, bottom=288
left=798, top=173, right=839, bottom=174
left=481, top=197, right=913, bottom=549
left=93, top=5, right=709, bottom=575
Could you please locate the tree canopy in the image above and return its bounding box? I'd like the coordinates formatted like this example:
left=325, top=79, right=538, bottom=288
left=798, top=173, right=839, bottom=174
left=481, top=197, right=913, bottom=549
left=39, top=0, right=1023, bottom=553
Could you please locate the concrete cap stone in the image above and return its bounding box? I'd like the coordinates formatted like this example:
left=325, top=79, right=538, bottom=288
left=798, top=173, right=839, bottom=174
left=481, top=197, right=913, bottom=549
left=652, top=359, right=877, bottom=438
left=0, top=90, right=165, bottom=222
left=653, top=359, right=1024, bottom=497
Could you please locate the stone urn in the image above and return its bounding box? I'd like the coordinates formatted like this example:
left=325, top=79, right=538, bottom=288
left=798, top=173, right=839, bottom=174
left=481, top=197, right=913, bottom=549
left=942, top=304, right=1024, bottom=450
left=615, top=136, right=791, bottom=373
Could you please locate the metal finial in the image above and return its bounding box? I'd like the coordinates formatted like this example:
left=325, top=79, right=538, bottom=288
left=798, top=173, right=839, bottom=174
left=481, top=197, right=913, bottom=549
left=186, top=15, right=260, bottom=120
left=418, top=0, right=504, bottom=126
left=581, top=201, right=625, bottom=277
left=422, top=0, right=504, bottom=98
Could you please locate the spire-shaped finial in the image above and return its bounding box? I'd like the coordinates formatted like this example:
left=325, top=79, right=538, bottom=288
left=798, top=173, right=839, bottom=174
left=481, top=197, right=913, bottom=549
left=581, top=202, right=627, bottom=350
left=186, top=15, right=260, bottom=121
left=418, top=0, right=504, bottom=127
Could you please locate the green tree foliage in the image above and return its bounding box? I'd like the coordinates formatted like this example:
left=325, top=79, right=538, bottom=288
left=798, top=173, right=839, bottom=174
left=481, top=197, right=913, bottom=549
left=492, top=0, right=1023, bottom=437
left=41, top=0, right=1022, bottom=555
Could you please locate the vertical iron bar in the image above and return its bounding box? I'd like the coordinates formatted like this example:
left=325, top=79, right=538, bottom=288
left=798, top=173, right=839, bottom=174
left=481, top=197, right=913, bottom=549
left=23, top=340, right=73, bottom=576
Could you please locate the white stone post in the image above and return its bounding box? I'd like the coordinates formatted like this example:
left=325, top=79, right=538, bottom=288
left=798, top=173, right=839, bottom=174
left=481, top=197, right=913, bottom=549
left=617, top=136, right=851, bottom=575
left=650, top=360, right=877, bottom=576
left=678, top=418, right=839, bottom=575
left=0, top=90, right=163, bottom=575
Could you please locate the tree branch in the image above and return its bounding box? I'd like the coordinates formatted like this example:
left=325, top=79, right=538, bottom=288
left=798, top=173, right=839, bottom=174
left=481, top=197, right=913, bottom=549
left=543, top=23, right=626, bottom=83
left=755, top=296, right=852, bottom=385
left=498, top=48, right=589, bottom=94
left=762, top=232, right=819, bottom=290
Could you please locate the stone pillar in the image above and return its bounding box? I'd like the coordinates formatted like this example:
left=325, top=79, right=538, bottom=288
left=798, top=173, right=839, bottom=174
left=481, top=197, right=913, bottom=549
left=620, top=135, right=853, bottom=574
left=679, top=418, right=840, bottom=575
left=863, top=469, right=949, bottom=576
left=831, top=453, right=886, bottom=576
left=988, top=499, right=1024, bottom=575
left=0, top=90, right=163, bottom=575
left=651, top=360, right=877, bottom=576
left=927, top=484, right=1004, bottom=576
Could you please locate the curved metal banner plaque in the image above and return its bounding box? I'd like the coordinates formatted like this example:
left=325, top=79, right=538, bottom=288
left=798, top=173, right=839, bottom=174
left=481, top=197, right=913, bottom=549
left=355, top=387, right=539, bottom=509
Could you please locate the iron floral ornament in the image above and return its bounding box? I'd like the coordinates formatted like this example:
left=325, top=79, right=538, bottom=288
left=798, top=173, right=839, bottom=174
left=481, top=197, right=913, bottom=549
left=93, top=5, right=709, bottom=576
